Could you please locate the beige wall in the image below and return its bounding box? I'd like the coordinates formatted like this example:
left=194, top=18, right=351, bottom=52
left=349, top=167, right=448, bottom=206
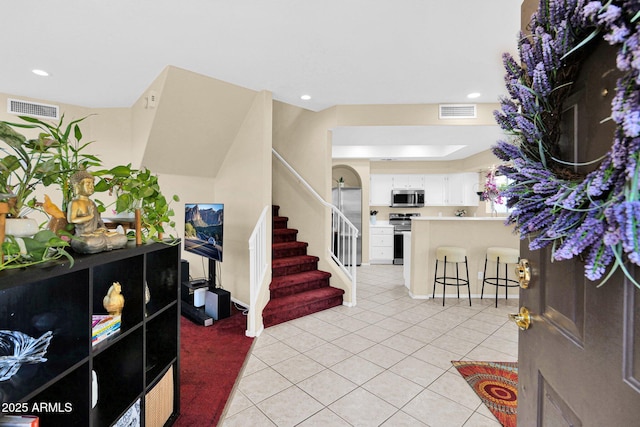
left=215, top=90, right=272, bottom=320
left=335, top=103, right=499, bottom=126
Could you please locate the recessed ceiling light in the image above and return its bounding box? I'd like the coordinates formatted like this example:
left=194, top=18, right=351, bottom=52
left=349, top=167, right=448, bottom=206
left=32, top=69, right=49, bottom=77
left=467, top=92, right=481, bottom=99
left=300, top=94, right=311, bottom=100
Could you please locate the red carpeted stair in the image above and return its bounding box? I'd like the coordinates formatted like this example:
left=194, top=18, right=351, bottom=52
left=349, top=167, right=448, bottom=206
left=263, top=206, right=344, bottom=327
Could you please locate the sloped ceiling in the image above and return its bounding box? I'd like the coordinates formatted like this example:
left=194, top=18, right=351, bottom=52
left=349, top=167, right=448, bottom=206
left=141, top=67, right=258, bottom=177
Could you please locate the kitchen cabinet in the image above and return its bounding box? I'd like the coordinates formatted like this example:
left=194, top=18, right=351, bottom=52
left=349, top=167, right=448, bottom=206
left=392, top=174, right=425, bottom=189
left=369, top=174, right=394, bottom=206
left=369, top=226, right=394, bottom=264
left=423, top=174, right=446, bottom=205
left=445, top=173, right=479, bottom=206
left=370, top=173, right=479, bottom=207
left=0, top=242, right=181, bottom=426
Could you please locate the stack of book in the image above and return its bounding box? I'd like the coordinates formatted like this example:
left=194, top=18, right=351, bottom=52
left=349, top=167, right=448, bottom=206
left=92, top=314, right=121, bottom=346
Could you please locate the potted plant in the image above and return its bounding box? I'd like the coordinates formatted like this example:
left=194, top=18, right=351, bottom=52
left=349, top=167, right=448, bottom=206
left=94, top=164, right=179, bottom=245
left=1, top=115, right=101, bottom=213
left=0, top=115, right=98, bottom=269
left=0, top=122, right=53, bottom=221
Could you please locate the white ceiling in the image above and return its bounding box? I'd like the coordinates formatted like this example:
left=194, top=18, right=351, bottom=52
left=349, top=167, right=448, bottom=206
left=2, top=0, right=521, bottom=161
left=332, top=125, right=506, bottom=161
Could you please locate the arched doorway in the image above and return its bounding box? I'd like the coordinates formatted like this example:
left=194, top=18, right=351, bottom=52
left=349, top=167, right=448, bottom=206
left=331, top=165, right=362, bottom=266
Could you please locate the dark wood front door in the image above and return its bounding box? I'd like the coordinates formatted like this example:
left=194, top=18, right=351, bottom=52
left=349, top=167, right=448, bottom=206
left=515, top=14, right=640, bottom=426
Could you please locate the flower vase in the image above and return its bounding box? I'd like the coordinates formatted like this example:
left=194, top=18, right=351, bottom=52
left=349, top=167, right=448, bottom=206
left=370, top=215, right=377, bottom=225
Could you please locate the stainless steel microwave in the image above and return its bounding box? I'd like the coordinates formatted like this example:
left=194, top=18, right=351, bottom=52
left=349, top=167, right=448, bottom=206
left=391, top=189, right=425, bottom=207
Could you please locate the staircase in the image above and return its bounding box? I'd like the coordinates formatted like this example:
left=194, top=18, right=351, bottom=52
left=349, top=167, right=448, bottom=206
left=262, top=206, right=344, bottom=327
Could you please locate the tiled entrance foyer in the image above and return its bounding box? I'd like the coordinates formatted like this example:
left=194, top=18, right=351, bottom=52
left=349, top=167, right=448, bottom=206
left=222, top=265, right=519, bottom=427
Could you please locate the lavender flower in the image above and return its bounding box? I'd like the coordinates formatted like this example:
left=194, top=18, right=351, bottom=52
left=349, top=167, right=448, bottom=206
left=604, top=24, right=630, bottom=44
left=622, top=110, right=640, bottom=138
left=553, top=214, right=604, bottom=261
left=492, top=140, right=522, bottom=161
left=532, top=62, right=552, bottom=97
left=585, top=242, right=615, bottom=280
left=582, top=1, right=603, bottom=21
left=614, top=201, right=640, bottom=265
left=597, top=4, right=622, bottom=25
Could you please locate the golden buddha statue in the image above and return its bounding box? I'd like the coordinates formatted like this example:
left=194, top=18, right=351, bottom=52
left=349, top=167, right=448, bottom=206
left=67, top=169, right=128, bottom=254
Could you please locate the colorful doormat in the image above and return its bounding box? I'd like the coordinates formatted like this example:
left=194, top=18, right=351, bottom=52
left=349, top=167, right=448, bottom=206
left=451, top=361, right=518, bottom=427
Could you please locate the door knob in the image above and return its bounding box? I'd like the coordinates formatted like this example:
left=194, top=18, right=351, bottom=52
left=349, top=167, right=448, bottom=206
left=508, top=306, right=531, bottom=330
left=515, top=258, right=531, bottom=289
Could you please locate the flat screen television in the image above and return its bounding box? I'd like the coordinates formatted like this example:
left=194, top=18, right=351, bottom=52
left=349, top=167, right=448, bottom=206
left=184, top=203, right=224, bottom=283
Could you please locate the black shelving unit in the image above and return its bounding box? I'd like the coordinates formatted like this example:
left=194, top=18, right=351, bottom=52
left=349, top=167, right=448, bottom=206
left=0, top=241, right=181, bottom=426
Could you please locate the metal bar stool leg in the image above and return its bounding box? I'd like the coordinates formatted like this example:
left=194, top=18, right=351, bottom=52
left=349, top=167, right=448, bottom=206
left=433, top=259, right=438, bottom=299
left=456, top=262, right=460, bottom=299
left=494, top=255, right=500, bottom=308
left=465, top=256, right=471, bottom=306
left=504, top=262, right=509, bottom=300
left=481, top=256, right=487, bottom=300
left=442, top=255, right=447, bottom=306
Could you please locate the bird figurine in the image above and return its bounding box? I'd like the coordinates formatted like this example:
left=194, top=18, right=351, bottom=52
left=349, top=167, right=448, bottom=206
left=103, top=282, right=125, bottom=315
left=43, top=194, right=68, bottom=233
left=43, top=194, right=65, bottom=219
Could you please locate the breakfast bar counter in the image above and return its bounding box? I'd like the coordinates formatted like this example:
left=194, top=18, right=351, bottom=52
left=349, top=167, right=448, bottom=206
left=406, top=217, right=519, bottom=299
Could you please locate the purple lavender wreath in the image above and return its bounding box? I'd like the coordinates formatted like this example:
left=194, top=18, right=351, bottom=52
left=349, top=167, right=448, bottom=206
left=492, top=0, right=640, bottom=284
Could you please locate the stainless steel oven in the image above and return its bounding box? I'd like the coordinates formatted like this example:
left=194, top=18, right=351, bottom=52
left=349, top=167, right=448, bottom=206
left=389, top=213, right=420, bottom=265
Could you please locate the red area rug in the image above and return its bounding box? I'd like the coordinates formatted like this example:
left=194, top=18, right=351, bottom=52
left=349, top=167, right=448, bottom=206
left=174, top=307, right=254, bottom=426
left=451, top=361, right=518, bottom=427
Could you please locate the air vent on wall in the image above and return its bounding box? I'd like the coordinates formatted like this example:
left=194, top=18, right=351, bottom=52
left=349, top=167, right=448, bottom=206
left=439, top=104, right=477, bottom=119
left=7, top=98, right=59, bottom=119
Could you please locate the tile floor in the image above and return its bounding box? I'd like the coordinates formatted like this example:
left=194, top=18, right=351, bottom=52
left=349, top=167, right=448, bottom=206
left=221, top=264, right=519, bottom=427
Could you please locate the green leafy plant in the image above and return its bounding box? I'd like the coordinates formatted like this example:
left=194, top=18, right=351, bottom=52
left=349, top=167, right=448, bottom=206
left=1, top=115, right=101, bottom=214
left=94, top=164, right=179, bottom=243
left=1, top=230, right=74, bottom=271
left=0, top=122, right=55, bottom=217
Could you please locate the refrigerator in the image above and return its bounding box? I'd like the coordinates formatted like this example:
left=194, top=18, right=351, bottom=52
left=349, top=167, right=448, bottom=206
left=332, top=187, right=362, bottom=266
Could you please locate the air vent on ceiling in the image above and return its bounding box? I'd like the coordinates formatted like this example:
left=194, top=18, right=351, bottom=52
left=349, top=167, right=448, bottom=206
left=7, top=98, right=59, bottom=119
left=439, top=104, right=477, bottom=119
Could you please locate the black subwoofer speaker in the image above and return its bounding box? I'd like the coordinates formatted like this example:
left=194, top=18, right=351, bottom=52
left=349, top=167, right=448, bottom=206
left=180, top=259, right=189, bottom=283
left=204, top=288, right=231, bottom=320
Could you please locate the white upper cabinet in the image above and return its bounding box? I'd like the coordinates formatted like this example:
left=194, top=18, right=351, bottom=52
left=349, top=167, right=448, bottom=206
left=445, top=173, right=479, bottom=206
left=423, top=174, right=446, bottom=205
left=392, top=174, right=425, bottom=189
left=369, top=173, right=479, bottom=207
left=370, top=174, right=394, bottom=206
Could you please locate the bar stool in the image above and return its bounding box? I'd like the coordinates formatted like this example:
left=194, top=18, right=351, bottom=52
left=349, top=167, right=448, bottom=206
left=433, top=246, right=471, bottom=306
left=481, top=247, right=520, bottom=307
